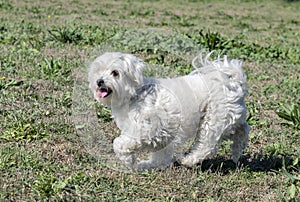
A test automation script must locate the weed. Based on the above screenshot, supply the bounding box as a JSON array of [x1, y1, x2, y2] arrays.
[[196, 29, 238, 52], [277, 158, 300, 201], [48, 26, 83, 44], [171, 15, 195, 27], [0, 79, 23, 90], [95, 103, 113, 122], [276, 103, 300, 129], [0, 122, 50, 142], [190, 29, 300, 63], [48, 25, 118, 45], [40, 58, 65, 78], [265, 142, 287, 156], [0, 0, 12, 10], [246, 102, 268, 126], [129, 9, 155, 17]]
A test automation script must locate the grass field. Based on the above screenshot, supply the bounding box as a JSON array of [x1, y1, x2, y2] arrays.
[[1, 0, 300, 201]]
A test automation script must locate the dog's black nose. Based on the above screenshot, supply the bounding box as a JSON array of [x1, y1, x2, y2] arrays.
[[96, 79, 104, 87]]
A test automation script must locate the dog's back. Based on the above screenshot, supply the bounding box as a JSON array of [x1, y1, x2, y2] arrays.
[[190, 53, 247, 98]]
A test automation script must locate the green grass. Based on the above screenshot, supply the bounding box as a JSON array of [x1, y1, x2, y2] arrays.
[[1, 0, 300, 201]]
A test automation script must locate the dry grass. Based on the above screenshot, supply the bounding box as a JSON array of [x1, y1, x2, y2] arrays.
[[0, 0, 299, 201]]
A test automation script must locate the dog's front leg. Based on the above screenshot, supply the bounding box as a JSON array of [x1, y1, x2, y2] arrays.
[[113, 135, 141, 170]]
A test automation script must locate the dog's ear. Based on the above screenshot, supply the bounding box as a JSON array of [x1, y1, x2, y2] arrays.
[[120, 54, 145, 87]]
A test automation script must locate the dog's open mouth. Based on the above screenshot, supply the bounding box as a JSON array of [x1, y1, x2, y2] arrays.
[[97, 87, 112, 98]]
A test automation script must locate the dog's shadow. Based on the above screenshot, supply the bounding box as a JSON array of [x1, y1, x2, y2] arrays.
[[174, 153, 296, 174]]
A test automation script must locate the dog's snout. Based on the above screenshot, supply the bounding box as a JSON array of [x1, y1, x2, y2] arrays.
[[96, 79, 104, 87]]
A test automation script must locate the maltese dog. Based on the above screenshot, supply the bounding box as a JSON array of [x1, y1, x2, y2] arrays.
[[88, 51, 249, 171]]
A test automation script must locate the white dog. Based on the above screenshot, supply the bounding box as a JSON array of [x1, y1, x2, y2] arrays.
[[88, 51, 249, 171]]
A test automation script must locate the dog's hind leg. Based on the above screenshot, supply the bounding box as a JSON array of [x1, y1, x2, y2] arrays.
[[180, 131, 221, 167], [180, 109, 226, 167], [138, 143, 174, 171], [231, 122, 249, 163]]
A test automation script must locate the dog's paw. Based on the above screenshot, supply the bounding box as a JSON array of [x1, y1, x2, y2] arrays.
[[137, 160, 172, 171], [179, 155, 200, 167], [137, 160, 156, 171]]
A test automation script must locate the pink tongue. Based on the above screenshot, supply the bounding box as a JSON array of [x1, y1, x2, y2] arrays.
[[97, 90, 108, 98]]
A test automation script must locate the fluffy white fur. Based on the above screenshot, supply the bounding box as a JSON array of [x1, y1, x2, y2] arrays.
[[88, 51, 249, 171]]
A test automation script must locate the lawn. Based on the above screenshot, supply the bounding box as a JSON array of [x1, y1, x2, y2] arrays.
[[0, 0, 300, 201]]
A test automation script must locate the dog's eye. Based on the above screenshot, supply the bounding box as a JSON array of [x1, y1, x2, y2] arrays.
[[111, 70, 119, 77]]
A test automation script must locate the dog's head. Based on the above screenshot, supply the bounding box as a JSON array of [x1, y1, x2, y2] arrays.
[[88, 52, 145, 106]]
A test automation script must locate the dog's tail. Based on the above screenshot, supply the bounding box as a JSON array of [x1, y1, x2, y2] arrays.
[[191, 51, 247, 97]]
